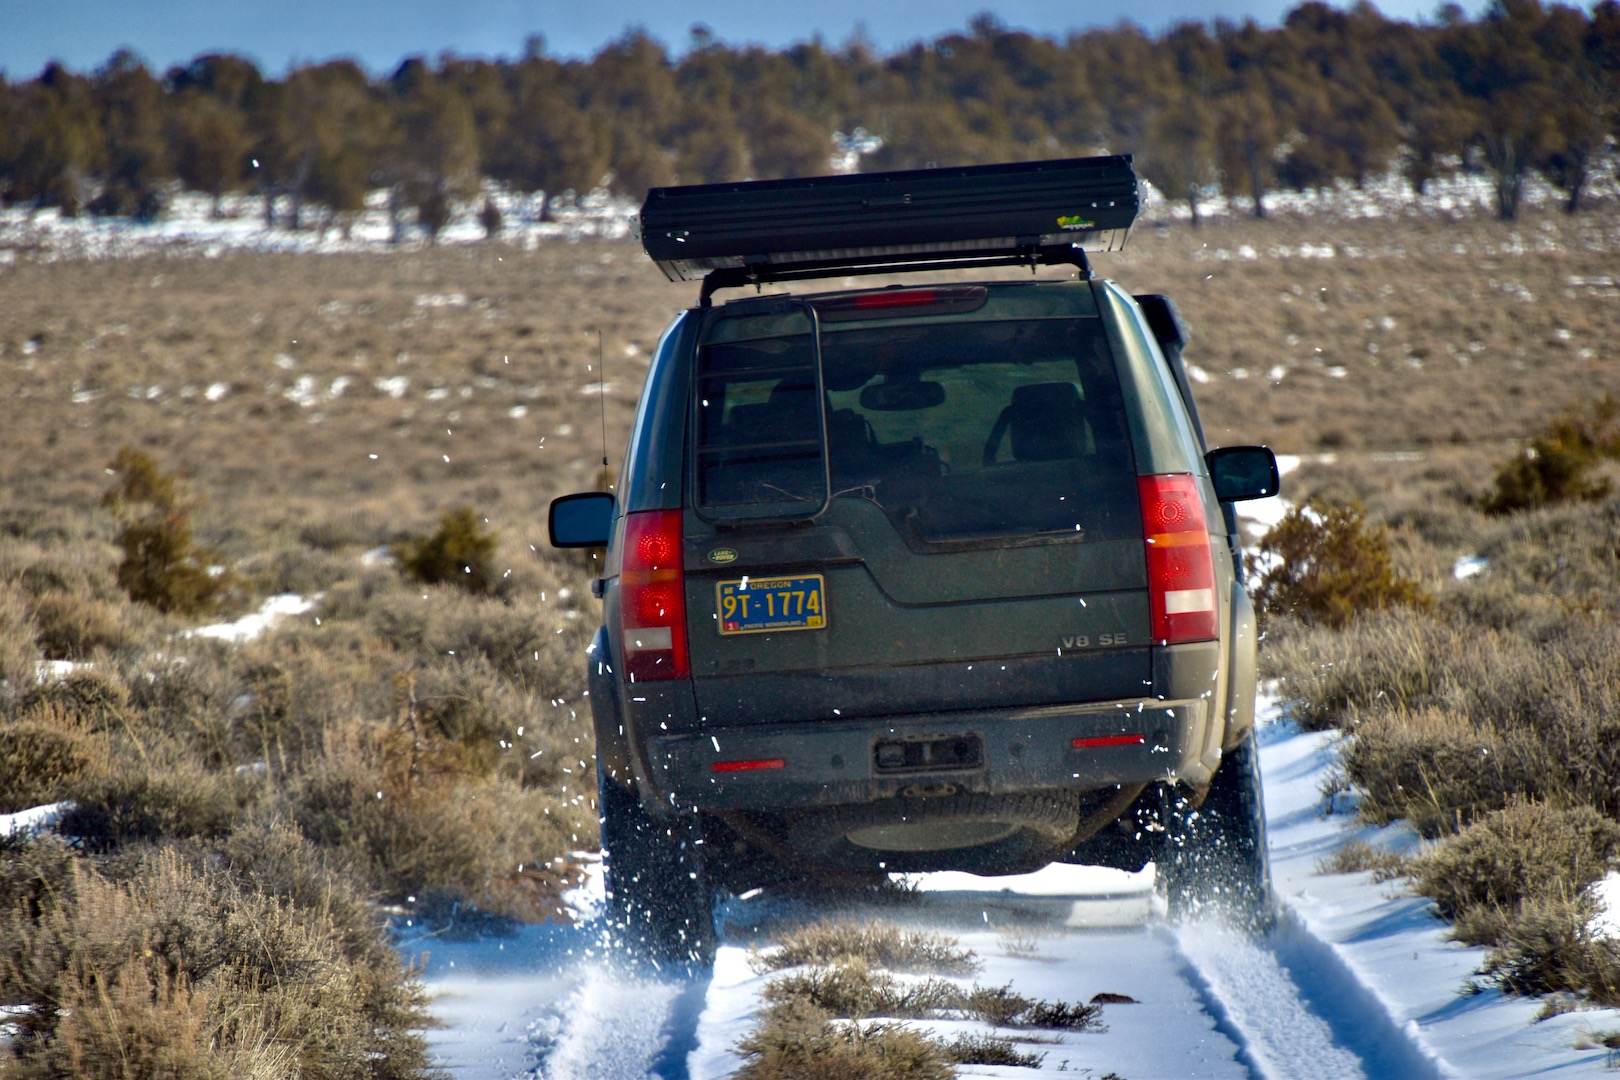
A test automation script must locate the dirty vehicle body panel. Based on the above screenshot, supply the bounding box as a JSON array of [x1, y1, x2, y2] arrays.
[[554, 156, 1277, 956]]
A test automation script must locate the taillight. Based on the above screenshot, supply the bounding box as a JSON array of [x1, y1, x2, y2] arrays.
[[619, 509, 689, 681], [1138, 474, 1218, 644]]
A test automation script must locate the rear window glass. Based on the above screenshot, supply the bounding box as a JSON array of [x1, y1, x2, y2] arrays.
[[693, 314, 1138, 543]]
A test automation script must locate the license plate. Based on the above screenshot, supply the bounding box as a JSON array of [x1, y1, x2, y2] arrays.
[[717, 575, 826, 635]]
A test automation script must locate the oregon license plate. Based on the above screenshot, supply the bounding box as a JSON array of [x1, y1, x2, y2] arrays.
[[717, 575, 826, 635]]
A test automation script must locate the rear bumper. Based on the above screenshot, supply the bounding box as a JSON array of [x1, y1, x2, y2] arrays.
[[645, 696, 1211, 812]]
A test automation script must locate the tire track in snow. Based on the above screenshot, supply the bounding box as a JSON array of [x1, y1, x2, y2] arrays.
[[1174, 913, 1446, 1080], [533, 964, 709, 1080]]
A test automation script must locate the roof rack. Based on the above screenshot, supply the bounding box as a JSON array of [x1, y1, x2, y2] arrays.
[[638, 155, 1139, 303], [696, 243, 1093, 306]]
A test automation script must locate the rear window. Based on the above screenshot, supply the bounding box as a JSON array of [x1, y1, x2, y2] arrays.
[[693, 309, 1138, 544]]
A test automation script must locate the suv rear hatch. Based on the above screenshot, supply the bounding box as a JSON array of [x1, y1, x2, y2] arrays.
[[682, 282, 1154, 726]]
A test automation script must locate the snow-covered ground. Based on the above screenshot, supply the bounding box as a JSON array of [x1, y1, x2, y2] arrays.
[[0, 182, 637, 264]]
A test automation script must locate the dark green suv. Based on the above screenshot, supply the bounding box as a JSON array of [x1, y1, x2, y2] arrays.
[[550, 156, 1280, 961]]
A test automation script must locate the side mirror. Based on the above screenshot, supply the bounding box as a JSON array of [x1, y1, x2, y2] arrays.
[[549, 491, 615, 548], [1207, 446, 1280, 503]]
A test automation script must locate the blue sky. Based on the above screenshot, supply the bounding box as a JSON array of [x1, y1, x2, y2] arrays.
[[1, 0, 1487, 80]]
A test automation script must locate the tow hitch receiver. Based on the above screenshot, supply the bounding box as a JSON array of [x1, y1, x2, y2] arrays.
[[874, 733, 984, 774]]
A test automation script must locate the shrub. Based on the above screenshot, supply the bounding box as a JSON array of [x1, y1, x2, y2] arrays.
[[0, 843, 435, 1078], [1477, 893, 1620, 1005], [0, 718, 102, 812], [288, 715, 591, 913], [213, 817, 396, 978], [0, 577, 42, 689], [17, 667, 135, 731], [1260, 611, 1453, 731], [102, 446, 231, 616], [1317, 839, 1407, 881], [741, 945, 1098, 1080], [1340, 707, 1548, 837], [1412, 799, 1620, 930], [60, 755, 250, 850], [958, 983, 1102, 1030], [392, 506, 499, 595], [28, 589, 128, 659], [750, 921, 981, 976], [1483, 396, 1620, 515], [1249, 499, 1431, 629], [942, 1033, 1044, 1068], [762, 960, 962, 1020], [734, 999, 954, 1080]]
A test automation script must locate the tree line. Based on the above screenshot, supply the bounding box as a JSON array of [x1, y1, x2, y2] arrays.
[[1, 0, 1616, 232]]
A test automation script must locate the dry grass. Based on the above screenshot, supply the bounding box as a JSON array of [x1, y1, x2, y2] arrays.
[[1412, 799, 1620, 931], [750, 921, 982, 977], [737, 922, 1097, 1079], [1316, 839, 1408, 881], [0, 833, 434, 1079]]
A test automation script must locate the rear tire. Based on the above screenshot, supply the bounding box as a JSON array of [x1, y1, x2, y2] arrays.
[[1158, 729, 1274, 930], [597, 766, 717, 965]]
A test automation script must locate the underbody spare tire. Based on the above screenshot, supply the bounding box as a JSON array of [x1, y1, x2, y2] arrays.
[[785, 790, 1083, 875]]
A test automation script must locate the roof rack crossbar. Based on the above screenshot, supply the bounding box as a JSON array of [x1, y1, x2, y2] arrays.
[[699, 244, 1093, 307]]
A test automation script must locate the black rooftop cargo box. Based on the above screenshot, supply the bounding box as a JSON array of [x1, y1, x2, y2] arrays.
[[639, 155, 1140, 284]]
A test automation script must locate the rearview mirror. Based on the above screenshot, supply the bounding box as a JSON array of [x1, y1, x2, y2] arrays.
[[549, 491, 615, 548], [859, 379, 946, 411], [1207, 446, 1280, 503]]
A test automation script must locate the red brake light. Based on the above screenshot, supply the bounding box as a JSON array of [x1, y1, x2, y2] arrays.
[[619, 509, 689, 681], [1139, 474, 1218, 645], [854, 289, 938, 309], [814, 286, 988, 322]]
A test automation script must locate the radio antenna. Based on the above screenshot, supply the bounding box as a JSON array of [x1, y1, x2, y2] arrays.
[[598, 330, 610, 480]]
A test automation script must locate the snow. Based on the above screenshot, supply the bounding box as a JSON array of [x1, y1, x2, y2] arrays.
[[0, 183, 638, 262], [0, 802, 71, 838], [183, 592, 315, 642]]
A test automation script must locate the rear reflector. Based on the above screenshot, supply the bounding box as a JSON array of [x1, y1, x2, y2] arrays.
[[1139, 474, 1219, 644], [619, 509, 689, 681], [712, 758, 786, 773], [1072, 734, 1147, 749]]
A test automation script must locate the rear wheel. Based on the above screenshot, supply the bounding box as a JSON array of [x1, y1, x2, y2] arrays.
[[597, 766, 717, 965], [1158, 728, 1274, 930]]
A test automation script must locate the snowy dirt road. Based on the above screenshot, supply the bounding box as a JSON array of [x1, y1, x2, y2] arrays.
[[407, 857, 1431, 1080], [403, 712, 1620, 1079]]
